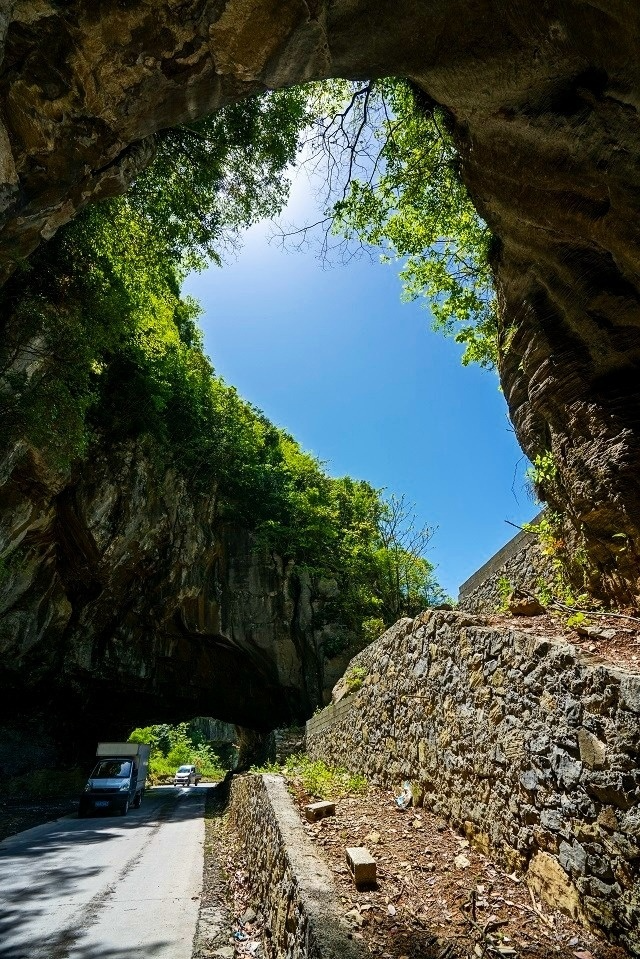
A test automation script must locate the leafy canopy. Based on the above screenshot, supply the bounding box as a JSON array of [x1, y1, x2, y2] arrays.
[[129, 90, 311, 270], [0, 85, 447, 652], [289, 79, 498, 369]]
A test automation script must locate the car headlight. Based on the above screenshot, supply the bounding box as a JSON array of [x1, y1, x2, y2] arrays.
[[119, 782, 129, 791]]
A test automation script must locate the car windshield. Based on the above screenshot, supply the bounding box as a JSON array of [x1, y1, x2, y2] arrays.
[[91, 760, 132, 779], [176, 766, 192, 773]]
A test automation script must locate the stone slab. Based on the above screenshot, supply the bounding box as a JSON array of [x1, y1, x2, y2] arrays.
[[305, 800, 336, 822], [346, 846, 376, 887]]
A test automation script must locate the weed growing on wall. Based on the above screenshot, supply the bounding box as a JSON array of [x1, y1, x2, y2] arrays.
[[524, 512, 592, 610], [344, 664, 368, 692], [497, 575, 513, 612], [252, 754, 368, 800]]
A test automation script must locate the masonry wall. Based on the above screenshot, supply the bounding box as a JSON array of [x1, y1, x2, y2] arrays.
[[458, 514, 548, 613], [228, 774, 365, 959], [306, 612, 640, 955]]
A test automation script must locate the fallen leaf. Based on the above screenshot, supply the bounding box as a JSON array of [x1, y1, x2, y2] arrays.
[[454, 854, 471, 869], [387, 904, 396, 916], [573, 952, 594, 959]]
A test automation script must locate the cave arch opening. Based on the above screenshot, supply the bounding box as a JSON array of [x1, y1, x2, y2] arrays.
[[3, 3, 640, 783]]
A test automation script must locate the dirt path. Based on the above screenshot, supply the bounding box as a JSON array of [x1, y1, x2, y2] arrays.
[[484, 610, 640, 672], [292, 785, 630, 959]]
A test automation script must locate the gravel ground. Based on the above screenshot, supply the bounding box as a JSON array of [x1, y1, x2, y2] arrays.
[[290, 782, 631, 959], [197, 774, 630, 959], [0, 797, 78, 842]]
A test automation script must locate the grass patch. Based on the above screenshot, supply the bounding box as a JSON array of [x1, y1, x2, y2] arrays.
[[252, 753, 368, 800]]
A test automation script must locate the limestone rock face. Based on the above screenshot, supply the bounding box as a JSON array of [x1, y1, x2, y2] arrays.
[[0, 436, 328, 762], [1, 3, 640, 598]]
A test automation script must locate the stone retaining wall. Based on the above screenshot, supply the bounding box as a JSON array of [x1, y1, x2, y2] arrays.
[[458, 514, 548, 613], [228, 774, 365, 959], [306, 612, 640, 955]]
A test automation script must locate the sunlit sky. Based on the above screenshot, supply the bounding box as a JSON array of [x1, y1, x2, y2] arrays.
[[184, 176, 536, 598]]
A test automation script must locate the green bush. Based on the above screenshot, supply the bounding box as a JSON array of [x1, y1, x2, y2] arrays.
[[128, 723, 231, 783], [267, 753, 368, 799]]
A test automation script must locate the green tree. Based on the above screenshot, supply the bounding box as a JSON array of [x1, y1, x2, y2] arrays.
[[128, 723, 229, 781], [373, 493, 449, 622], [125, 89, 311, 270], [0, 84, 449, 656], [284, 79, 497, 369]]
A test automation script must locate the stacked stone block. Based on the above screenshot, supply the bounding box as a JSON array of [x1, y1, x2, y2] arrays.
[[228, 774, 364, 959], [306, 612, 640, 955], [457, 515, 548, 613]]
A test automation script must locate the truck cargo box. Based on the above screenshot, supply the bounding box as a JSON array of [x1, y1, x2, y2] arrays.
[[96, 742, 150, 758]]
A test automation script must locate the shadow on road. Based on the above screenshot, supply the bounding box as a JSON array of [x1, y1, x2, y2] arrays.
[[0, 784, 217, 959], [0, 936, 172, 959]]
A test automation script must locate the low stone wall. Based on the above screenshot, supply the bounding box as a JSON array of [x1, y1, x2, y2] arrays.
[[458, 513, 548, 613], [228, 774, 364, 959], [306, 612, 640, 955]]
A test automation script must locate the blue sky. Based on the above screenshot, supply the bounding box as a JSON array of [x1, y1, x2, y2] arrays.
[[183, 183, 536, 599]]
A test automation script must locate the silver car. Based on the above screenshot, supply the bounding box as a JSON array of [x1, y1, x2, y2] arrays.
[[173, 764, 201, 786]]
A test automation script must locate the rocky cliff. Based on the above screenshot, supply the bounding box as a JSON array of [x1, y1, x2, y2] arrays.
[[0, 434, 333, 768], [1, 2, 640, 599]]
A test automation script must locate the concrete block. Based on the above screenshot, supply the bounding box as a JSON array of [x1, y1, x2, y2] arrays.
[[346, 846, 376, 887], [304, 800, 335, 822]]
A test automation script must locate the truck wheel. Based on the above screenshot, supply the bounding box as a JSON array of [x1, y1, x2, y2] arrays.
[[120, 799, 129, 816], [78, 803, 90, 818], [133, 792, 141, 809]]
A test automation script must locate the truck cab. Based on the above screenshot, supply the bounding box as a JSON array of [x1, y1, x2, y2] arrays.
[[79, 743, 150, 817]]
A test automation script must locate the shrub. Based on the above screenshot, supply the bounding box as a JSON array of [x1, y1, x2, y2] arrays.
[[281, 754, 368, 799], [128, 722, 231, 783]]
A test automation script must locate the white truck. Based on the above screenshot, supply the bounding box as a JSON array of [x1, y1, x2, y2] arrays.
[[79, 742, 151, 817]]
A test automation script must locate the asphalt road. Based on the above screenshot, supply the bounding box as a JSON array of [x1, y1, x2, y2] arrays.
[[0, 784, 214, 959]]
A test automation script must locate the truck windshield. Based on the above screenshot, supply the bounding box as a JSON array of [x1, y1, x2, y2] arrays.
[[91, 760, 132, 779], [177, 766, 192, 773]]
